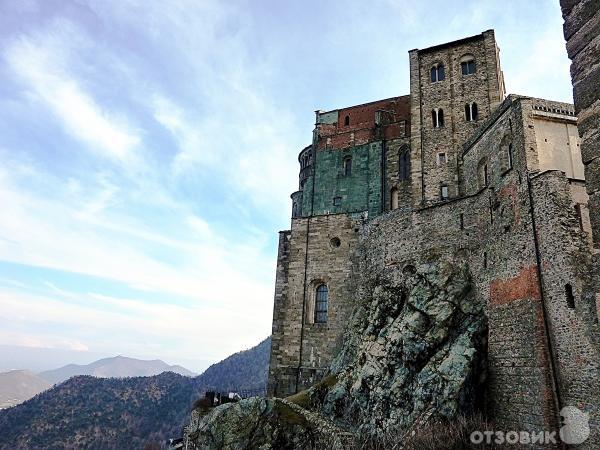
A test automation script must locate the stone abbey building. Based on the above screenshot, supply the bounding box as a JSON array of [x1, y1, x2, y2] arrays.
[[267, 30, 599, 439]]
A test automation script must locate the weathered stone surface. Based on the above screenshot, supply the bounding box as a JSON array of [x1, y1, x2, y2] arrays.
[[186, 397, 348, 450], [565, 10, 600, 59], [262, 26, 600, 449], [321, 260, 486, 434], [563, 0, 600, 39], [573, 64, 600, 113]]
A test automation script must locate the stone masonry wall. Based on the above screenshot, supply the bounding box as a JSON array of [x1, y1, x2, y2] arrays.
[[559, 6, 600, 446], [267, 214, 360, 397], [531, 171, 600, 447], [409, 30, 505, 205], [359, 134, 558, 436], [561, 0, 600, 248]]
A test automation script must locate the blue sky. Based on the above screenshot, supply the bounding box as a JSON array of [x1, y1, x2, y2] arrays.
[[0, 0, 571, 372]]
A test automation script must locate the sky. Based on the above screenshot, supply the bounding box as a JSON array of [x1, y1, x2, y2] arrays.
[[0, 0, 572, 373]]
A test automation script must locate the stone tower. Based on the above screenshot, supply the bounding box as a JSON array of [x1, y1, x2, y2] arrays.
[[409, 30, 505, 204]]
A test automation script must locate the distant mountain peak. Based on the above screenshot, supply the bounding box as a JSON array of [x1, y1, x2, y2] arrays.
[[38, 355, 197, 384], [0, 337, 271, 449]]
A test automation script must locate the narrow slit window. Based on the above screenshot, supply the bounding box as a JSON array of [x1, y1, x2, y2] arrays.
[[399, 148, 411, 180], [343, 157, 352, 176], [483, 164, 489, 186], [574, 204, 584, 231], [391, 187, 399, 210], [440, 185, 449, 200], [565, 284, 575, 309], [508, 143, 514, 169]]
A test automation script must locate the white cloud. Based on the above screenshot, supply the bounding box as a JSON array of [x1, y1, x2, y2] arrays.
[[0, 161, 274, 360], [3, 29, 140, 162]]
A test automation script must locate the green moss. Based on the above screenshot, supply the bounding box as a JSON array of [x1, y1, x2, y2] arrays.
[[273, 401, 309, 427]]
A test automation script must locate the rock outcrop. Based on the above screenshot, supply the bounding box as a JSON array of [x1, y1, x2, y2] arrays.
[[321, 260, 486, 435], [187, 397, 349, 450], [185, 260, 487, 448]]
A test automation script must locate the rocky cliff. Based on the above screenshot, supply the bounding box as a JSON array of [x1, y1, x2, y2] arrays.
[[185, 260, 487, 449]]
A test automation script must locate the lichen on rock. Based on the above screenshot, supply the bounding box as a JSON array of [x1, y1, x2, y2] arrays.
[[187, 397, 349, 450], [322, 260, 487, 436]]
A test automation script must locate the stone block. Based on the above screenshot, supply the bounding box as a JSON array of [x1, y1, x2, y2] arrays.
[[565, 9, 600, 58], [563, 0, 600, 39], [560, 0, 580, 16], [587, 191, 600, 245], [580, 122, 600, 164], [584, 157, 600, 194], [570, 33, 600, 84], [573, 63, 600, 113], [578, 106, 600, 138]]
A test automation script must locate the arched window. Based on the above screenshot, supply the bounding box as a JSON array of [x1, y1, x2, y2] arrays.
[[430, 63, 445, 82], [399, 147, 411, 180], [432, 109, 444, 128], [465, 102, 478, 121], [315, 284, 328, 323], [344, 115, 350, 126], [391, 187, 399, 210], [460, 55, 476, 75], [343, 157, 352, 176]]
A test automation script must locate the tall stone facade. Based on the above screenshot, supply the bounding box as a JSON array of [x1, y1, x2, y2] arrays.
[[268, 29, 599, 445], [409, 30, 505, 204]]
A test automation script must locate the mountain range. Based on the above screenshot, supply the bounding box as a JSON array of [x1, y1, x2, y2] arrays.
[[38, 355, 197, 384], [0, 337, 271, 449], [0, 355, 198, 409]]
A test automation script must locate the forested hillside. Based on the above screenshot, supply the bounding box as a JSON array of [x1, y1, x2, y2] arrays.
[[0, 337, 270, 449]]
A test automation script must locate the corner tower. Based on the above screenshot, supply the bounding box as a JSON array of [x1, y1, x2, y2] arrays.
[[409, 30, 505, 205]]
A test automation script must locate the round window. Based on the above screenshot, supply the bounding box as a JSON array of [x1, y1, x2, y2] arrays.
[[330, 237, 341, 248]]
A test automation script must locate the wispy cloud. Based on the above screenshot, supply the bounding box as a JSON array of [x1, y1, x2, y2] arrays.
[[4, 28, 140, 163]]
